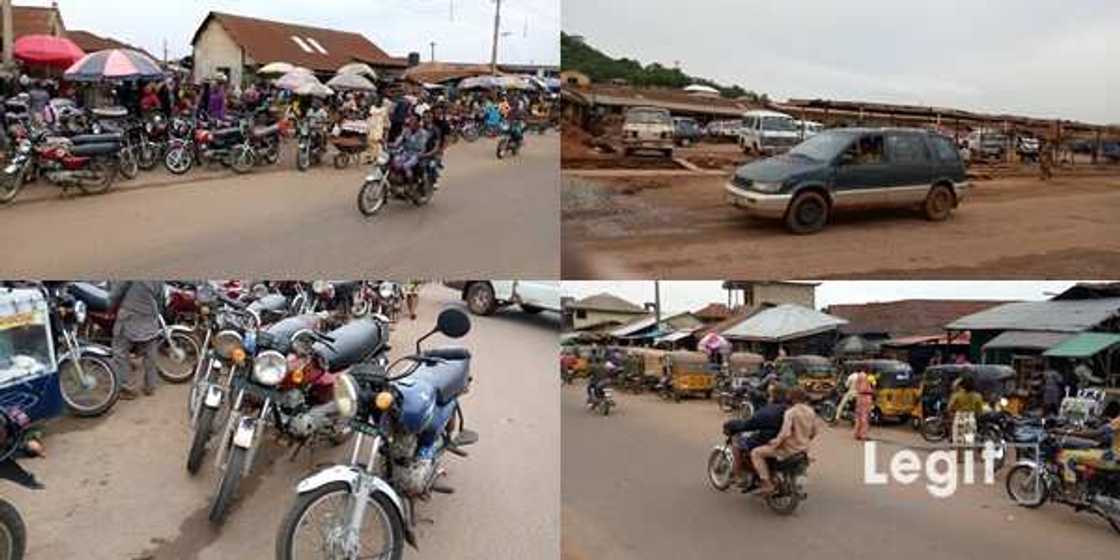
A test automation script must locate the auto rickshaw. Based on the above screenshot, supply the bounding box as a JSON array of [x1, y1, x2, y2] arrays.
[[728, 352, 765, 378], [844, 359, 920, 423], [663, 350, 716, 400], [777, 355, 839, 418], [0, 287, 64, 425], [919, 364, 1019, 421]]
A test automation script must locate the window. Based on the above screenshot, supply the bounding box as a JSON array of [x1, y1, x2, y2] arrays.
[[291, 36, 313, 53], [841, 134, 884, 164], [886, 133, 930, 163], [575, 310, 587, 319], [305, 37, 329, 55], [929, 135, 961, 162]]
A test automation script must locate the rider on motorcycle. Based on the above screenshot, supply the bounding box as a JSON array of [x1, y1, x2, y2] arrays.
[[423, 107, 451, 188], [389, 115, 431, 183], [723, 384, 787, 489], [751, 387, 819, 495], [586, 359, 617, 407]]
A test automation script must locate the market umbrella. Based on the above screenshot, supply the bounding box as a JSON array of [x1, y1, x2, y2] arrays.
[[326, 72, 376, 91], [337, 62, 378, 81], [12, 34, 85, 68], [293, 81, 334, 97], [258, 61, 294, 75], [64, 48, 163, 82], [273, 68, 321, 91], [458, 75, 498, 89]]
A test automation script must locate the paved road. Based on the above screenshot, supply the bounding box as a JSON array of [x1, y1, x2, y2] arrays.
[[13, 286, 560, 560], [561, 384, 1119, 560], [562, 172, 1120, 278], [1, 135, 559, 278]]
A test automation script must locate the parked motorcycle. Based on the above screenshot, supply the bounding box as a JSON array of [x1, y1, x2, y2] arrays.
[[275, 307, 475, 560], [357, 145, 437, 217], [249, 119, 282, 167], [207, 317, 386, 524], [164, 118, 254, 175], [295, 118, 327, 171], [45, 283, 120, 417], [0, 408, 43, 560], [0, 129, 120, 205], [1006, 421, 1120, 534], [707, 430, 810, 515], [719, 376, 769, 420]]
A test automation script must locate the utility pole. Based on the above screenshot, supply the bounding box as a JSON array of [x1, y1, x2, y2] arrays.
[[489, 0, 501, 75], [430, 41, 436, 62], [654, 281, 662, 327], [2, 0, 13, 70]]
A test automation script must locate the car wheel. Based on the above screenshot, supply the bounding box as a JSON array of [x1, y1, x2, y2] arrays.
[[465, 282, 497, 315], [784, 191, 829, 234], [923, 184, 954, 221]]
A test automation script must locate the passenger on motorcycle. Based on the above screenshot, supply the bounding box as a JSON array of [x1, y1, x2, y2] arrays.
[[724, 385, 787, 488], [389, 116, 431, 183], [751, 387, 819, 495]]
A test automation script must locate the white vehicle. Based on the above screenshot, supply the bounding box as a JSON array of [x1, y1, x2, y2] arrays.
[[793, 120, 824, 139], [738, 109, 801, 155], [447, 281, 561, 316], [621, 106, 674, 158]]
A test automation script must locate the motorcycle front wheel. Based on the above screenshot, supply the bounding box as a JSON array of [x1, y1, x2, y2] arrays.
[[496, 138, 507, 159], [165, 146, 193, 175], [296, 145, 310, 171], [0, 166, 27, 205], [58, 355, 119, 417], [186, 405, 217, 475], [815, 400, 837, 423], [117, 148, 139, 180], [276, 482, 404, 560], [1005, 464, 1047, 508], [155, 332, 201, 383], [209, 444, 247, 524], [707, 446, 734, 491], [357, 178, 387, 217], [920, 416, 948, 443], [0, 499, 26, 560], [137, 140, 159, 170], [231, 146, 255, 174]]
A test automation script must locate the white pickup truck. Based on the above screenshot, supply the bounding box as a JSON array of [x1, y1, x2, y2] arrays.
[[445, 281, 562, 316]]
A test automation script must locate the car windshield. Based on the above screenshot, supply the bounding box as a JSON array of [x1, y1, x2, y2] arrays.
[[761, 116, 796, 131], [627, 110, 670, 124], [785, 131, 853, 161]]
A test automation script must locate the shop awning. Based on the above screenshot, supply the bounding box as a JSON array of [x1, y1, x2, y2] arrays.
[[982, 330, 1072, 351], [1044, 332, 1120, 358]]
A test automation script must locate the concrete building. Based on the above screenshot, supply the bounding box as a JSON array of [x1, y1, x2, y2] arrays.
[[564, 293, 648, 332], [722, 281, 817, 312], [190, 11, 408, 86]]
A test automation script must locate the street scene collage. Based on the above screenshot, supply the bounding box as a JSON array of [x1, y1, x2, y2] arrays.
[[0, 1, 1117, 559]]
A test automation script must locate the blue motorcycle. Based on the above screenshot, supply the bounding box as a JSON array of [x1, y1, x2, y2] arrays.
[[275, 307, 476, 560]]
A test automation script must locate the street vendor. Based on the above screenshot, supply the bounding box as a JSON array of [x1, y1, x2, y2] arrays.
[[365, 97, 389, 163]]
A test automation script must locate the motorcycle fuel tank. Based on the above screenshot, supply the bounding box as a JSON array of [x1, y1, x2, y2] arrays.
[[395, 378, 438, 434]]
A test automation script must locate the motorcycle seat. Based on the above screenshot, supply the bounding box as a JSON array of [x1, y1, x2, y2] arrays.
[[413, 357, 471, 405], [212, 127, 242, 139], [771, 451, 809, 470], [248, 293, 289, 315], [68, 282, 111, 312], [68, 142, 120, 157], [257, 313, 319, 352], [314, 319, 384, 372], [425, 348, 471, 361], [1060, 436, 1102, 450], [69, 133, 122, 145], [251, 124, 279, 138]]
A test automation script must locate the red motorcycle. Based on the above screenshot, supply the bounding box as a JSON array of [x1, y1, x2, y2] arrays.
[[0, 129, 122, 205]]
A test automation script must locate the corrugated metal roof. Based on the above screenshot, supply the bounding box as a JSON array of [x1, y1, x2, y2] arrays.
[[946, 299, 1120, 333], [654, 329, 696, 345], [569, 293, 646, 314], [1044, 333, 1120, 358], [722, 304, 847, 342], [982, 330, 1072, 351]]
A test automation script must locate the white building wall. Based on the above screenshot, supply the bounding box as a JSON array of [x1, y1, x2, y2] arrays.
[[192, 21, 244, 85]]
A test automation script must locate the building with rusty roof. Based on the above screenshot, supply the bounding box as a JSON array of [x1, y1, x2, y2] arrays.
[[65, 30, 153, 60], [0, 2, 65, 62], [190, 11, 408, 86], [564, 292, 649, 332]]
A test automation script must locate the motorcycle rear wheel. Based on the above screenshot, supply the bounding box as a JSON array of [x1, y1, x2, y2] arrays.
[[231, 147, 255, 174], [165, 147, 193, 175], [275, 482, 403, 560], [496, 138, 507, 159], [411, 174, 434, 206], [920, 416, 948, 443], [78, 159, 115, 195], [155, 332, 201, 383], [765, 475, 801, 515], [58, 356, 119, 417], [0, 499, 26, 560]]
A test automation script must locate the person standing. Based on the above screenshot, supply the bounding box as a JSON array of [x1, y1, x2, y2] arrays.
[[948, 375, 985, 459], [365, 97, 389, 163], [853, 369, 875, 440], [1039, 139, 1053, 181], [836, 369, 861, 423], [109, 281, 166, 399], [1042, 368, 1065, 416], [403, 280, 421, 320]]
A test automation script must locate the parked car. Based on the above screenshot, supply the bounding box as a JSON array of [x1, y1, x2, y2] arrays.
[[967, 129, 1007, 161], [739, 110, 801, 155], [672, 117, 703, 147], [706, 119, 740, 140], [793, 120, 824, 140], [1102, 142, 1120, 163], [1016, 136, 1040, 163], [724, 127, 970, 234], [621, 106, 674, 158], [445, 281, 561, 316]]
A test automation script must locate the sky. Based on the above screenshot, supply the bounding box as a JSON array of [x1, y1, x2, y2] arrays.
[[561, 281, 1089, 315], [563, 0, 1117, 124], [43, 0, 558, 64]]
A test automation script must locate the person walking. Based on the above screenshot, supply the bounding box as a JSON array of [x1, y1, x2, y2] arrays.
[[1039, 139, 1053, 181], [1042, 368, 1065, 416], [853, 369, 875, 440], [109, 281, 166, 399], [836, 369, 861, 424]]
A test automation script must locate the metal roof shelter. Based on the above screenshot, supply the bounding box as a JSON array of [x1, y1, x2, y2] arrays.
[[722, 304, 848, 342], [1044, 333, 1120, 358], [946, 299, 1120, 333], [982, 331, 1073, 351]]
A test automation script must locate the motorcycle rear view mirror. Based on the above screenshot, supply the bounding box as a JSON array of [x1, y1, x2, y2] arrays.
[[415, 306, 471, 353]]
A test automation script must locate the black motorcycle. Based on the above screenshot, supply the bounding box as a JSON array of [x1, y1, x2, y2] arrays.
[[0, 408, 43, 560], [295, 118, 326, 171], [707, 430, 810, 515], [719, 376, 769, 419]]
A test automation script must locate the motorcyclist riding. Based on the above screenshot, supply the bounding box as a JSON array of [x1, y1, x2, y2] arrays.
[[723, 385, 787, 489], [389, 115, 430, 183]]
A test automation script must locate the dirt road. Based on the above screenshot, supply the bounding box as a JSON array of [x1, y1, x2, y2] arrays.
[[12, 286, 560, 560], [561, 385, 1119, 560], [0, 135, 559, 278], [562, 172, 1120, 278]]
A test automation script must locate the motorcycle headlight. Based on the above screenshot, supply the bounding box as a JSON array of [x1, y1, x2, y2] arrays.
[[251, 283, 269, 300], [333, 373, 359, 418], [376, 151, 390, 165], [252, 350, 288, 386], [999, 397, 1009, 409], [378, 282, 396, 299], [73, 300, 87, 324], [213, 329, 244, 361]]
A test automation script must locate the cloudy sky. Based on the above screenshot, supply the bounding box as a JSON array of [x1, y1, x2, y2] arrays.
[[563, 0, 1116, 123], [48, 0, 558, 64], [562, 281, 1085, 315]]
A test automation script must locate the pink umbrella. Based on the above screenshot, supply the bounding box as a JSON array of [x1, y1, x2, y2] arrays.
[[12, 34, 85, 68]]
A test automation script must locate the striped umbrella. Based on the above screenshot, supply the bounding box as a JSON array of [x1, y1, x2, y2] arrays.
[[64, 48, 164, 82]]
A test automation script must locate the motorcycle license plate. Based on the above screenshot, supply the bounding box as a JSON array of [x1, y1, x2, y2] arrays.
[[233, 417, 256, 448], [204, 385, 223, 408]]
